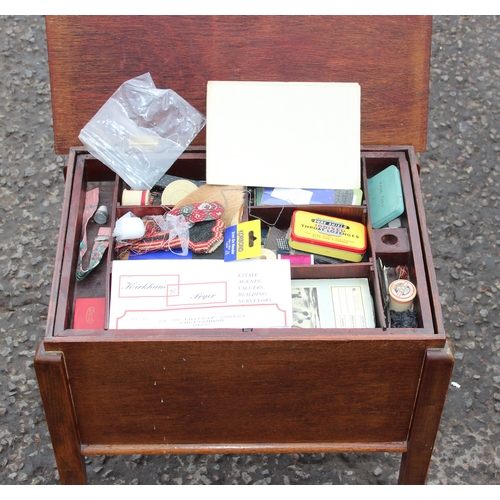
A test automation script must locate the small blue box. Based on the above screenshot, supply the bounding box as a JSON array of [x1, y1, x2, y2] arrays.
[[367, 165, 405, 229]]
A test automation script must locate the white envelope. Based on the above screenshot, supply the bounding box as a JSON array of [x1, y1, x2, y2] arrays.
[[206, 81, 361, 190], [109, 259, 293, 330]]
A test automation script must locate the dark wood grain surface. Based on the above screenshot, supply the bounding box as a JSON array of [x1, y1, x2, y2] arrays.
[[44, 335, 443, 447], [46, 16, 431, 154], [34, 343, 87, 484]]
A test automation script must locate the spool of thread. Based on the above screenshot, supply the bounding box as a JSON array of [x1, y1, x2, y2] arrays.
[[122, 189, 151, 206], [252, 249, 277, 260], [259, 248, 277, 260], [389, 279, 417, 312]]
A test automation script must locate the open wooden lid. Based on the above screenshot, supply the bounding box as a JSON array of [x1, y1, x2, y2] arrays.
[[46, 15, 431, 155]]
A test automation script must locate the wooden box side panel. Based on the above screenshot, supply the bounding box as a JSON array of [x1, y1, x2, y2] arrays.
[[45, 15, 431, 154], [407, 148, 446, 335], [44, 338, 437, 447]]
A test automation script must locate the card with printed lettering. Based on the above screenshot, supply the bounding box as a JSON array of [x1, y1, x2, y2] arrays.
[[223, 219, 262, 261], [109, 259, 292, 329]]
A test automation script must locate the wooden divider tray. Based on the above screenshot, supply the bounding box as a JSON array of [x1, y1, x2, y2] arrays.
[[55, 146, 438, 337]]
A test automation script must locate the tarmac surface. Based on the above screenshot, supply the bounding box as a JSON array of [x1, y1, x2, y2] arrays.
[[0, 15, 499, 485]]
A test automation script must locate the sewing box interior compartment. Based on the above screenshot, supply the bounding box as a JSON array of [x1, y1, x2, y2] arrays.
[[56, 145, 438, 338]]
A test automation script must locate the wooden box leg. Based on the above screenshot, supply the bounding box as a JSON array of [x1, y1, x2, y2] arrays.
[[34, 342, 87, 485], [398, 341, 454, 484]]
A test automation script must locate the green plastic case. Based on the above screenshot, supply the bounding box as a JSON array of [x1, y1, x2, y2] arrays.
[[367, 165, 405, 229]]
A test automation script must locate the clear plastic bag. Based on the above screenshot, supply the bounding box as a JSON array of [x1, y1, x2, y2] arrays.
[[79, 73, 206, 190]]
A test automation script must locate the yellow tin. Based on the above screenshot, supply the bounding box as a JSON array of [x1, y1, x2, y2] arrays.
[[289, 210, 367, 262]]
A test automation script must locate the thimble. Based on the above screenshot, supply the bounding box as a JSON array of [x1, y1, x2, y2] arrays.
[[94, 205, 109, 224]]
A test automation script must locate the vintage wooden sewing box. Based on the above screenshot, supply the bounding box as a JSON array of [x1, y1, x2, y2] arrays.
[[35, 16, 454, 484]]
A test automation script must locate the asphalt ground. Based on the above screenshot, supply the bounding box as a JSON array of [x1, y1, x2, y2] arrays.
[[0, 15, 499, 486]]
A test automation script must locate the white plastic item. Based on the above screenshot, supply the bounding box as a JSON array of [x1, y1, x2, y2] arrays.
[[79, 73, 206, 190], [113, 212, 146, 241]]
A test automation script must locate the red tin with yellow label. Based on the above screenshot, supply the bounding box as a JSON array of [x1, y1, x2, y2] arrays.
[[289, 210, 367, 262]]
